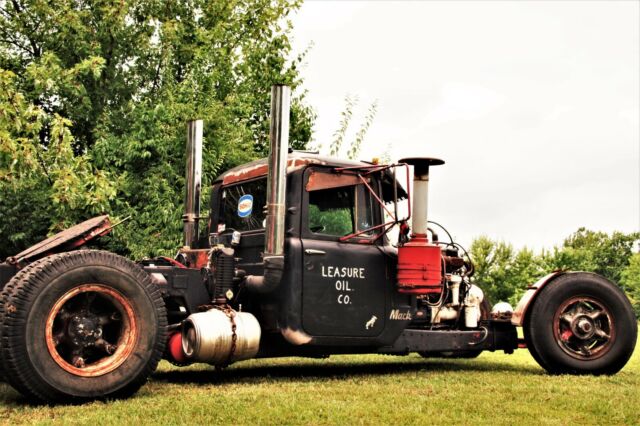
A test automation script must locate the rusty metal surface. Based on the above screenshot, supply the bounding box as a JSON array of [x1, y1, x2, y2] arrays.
[[552, 296, 614, 360], [306, 171, 364, 192], [179, 248, 210, 269], [218, 153, 370, 186], [7, 215, 112, 266], [44, 284, 137, 377], [511, 271, 565, 326]]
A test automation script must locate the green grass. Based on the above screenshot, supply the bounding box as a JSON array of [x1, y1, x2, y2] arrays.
[[1, 342, 639, 425]]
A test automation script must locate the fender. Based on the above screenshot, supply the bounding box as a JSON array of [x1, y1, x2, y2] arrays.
[[1, 215, 112, 289], [511, 271, 565, 326]]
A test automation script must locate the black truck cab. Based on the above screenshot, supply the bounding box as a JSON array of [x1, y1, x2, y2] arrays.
[[209, 153, 413, 353]]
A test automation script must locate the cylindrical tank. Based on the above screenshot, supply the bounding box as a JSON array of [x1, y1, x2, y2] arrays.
[[181, 308, 261, 365]]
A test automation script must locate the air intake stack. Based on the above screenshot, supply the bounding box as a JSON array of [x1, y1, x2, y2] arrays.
[[396, 157, 445, 294]]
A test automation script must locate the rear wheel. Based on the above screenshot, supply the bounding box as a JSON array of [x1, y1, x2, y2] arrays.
[[0, 250, 167, 402], [524, 272, 637, 375]]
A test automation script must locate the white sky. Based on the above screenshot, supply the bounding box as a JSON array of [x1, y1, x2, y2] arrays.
[[290, 0, 640, 250]]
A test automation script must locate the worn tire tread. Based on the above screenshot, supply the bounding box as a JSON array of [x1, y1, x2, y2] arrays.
[[525, 272, 637, 375], [0, 250, 167, 403]]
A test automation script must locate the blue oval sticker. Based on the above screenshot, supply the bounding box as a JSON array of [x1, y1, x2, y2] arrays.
[[237, 194, 253, 218]]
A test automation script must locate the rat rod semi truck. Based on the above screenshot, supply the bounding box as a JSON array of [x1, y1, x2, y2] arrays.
[[0, 86, 636, 403]]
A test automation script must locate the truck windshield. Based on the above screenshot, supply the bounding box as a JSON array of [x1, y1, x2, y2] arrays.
[[219, 178, 267, 232]]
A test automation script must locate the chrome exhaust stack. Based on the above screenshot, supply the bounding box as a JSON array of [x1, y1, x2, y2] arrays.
[[264, 85, 290, 257], [245, 85, 290, 293], [183, 119, 203, 248]]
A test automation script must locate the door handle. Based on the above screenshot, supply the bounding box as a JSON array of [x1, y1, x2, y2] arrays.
[[305, 249, 326, 255]]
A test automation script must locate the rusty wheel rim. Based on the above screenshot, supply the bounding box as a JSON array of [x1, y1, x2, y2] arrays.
[[553, 296, 615, 360], [45, 284, 138, 377]]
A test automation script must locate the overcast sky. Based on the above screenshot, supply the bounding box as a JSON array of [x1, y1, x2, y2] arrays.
[[290, 0, 640, 250]]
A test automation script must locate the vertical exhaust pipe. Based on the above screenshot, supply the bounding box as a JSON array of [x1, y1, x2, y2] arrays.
[[399, 157, 444, 238], [265, 85, 291, 256], [245, 85, 290, 293], [183, 119, 203, 248]]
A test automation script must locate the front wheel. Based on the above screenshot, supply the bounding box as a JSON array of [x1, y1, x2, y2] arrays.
[[524, 272, 637, 375], [0, 250, 167, 402]]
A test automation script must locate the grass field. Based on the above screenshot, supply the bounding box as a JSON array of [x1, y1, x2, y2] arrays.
[[1, 339, 638, 425]]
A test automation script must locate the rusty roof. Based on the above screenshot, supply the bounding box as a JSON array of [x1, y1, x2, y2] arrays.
[[216, 152, 373, 185]]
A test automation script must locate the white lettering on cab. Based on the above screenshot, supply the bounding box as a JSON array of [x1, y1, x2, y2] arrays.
[[319, 265, 366, 306], [321, 266, 365, 279]]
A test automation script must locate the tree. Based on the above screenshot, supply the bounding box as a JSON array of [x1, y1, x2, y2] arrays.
[[318, 94, 378, 161], [470, 236, 518, 304], [0, 69, 116, 257], [547, 227, 639, 284], [0, 0, 314, 259], [469, 229, 639, 314], [620, 253, 640, 316]]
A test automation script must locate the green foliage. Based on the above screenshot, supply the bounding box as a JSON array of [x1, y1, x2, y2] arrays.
[[308, 204, 352, 236], [620, 254, 640, 317], [329, 95, 356, 157], [323, 95, 378, 160], [470, 236, 545, 305], [548, 227, 639, 284], [0, 69, 116, 256], [347, 100, 378, 160], [470, 229, 640, 315], [0, 0, 314, 259]]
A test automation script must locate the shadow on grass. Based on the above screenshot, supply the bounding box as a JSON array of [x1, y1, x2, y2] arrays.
[[0, 360, 543, 406], [152, 358, 544, 386], [0, 383, 48, 407]]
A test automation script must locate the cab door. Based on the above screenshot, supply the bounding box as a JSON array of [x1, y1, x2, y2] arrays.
[[300, 167, 388, 338]]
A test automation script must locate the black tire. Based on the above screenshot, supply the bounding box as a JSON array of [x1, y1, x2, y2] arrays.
[[0, 260, 44, 385], [524, 272, 637, 375], [523, 310, 551, 372], [0, 250, 167, 403]]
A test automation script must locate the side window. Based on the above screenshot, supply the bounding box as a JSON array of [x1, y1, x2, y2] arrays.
[[307, 180, 377, 238], [218, 179, 267, 232]]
